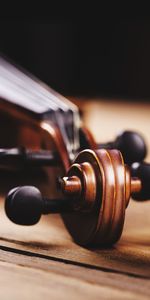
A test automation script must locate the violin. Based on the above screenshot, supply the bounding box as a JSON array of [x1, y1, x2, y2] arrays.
[[0, 56, 149, 247]]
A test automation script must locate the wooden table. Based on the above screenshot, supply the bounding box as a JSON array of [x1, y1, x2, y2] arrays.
[[0, 98, 150, 299]]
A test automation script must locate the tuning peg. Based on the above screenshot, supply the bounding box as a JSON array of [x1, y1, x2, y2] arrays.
[[5, 149, 149, 246], [5, 186, 73, 225], [98, 131, 147, 164], [131, 162, 150, 201], [5, 186, 43, 225], [80, 129, 147, 164]]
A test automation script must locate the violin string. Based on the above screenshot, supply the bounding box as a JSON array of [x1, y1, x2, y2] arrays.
[[0, 57, 81, 158], [0, 61, 74, 158]]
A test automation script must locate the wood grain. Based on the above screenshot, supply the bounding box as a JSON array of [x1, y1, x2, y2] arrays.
[[0, 248, 150, 300], [0, 202, 149, 278]]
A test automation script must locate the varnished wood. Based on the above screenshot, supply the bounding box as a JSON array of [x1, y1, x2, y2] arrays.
[[131, 178, 142, 193], [62, 148, 126, 246], [0, 101, 70, 171], [60, 148, 146, 246]]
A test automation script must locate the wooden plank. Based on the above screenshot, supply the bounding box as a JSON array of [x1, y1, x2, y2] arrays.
[[0, 248, 150, 300], [0, 99, 150, 279], [0, 201, 149, 278]]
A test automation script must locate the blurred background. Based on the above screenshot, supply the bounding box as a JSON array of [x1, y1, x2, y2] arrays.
[[1, 20, 150, 99]]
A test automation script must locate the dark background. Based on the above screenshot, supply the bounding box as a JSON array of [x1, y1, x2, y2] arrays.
[[1, 21, 150, 99]]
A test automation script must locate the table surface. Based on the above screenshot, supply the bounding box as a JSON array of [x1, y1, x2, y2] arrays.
[[0, 98, 150, 299]]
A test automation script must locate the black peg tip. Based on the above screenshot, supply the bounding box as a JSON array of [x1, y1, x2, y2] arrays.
[[115, 131, 147, 164], [5, 186, 43, 225], [131, 162, 150, 201]]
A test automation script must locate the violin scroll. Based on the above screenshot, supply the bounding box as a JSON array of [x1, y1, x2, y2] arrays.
[[5, 149, 150, 246]]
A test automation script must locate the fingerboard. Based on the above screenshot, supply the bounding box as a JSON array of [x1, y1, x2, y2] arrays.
[[0, 57, 81, 160]]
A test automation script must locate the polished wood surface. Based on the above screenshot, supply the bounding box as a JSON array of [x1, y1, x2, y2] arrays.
[[0, 98, 150, 299]]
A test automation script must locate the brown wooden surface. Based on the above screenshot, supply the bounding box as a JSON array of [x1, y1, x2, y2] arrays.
[[0, 98, 150, 299]]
